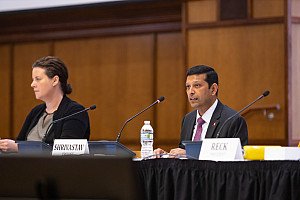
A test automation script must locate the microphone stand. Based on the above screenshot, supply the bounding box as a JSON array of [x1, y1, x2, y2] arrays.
[[216, 91, 270, 138], [42, 105, 96, 143], [116, 97, 165, 142]]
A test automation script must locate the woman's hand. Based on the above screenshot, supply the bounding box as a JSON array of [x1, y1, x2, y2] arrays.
[[0, 139, 18, 152]]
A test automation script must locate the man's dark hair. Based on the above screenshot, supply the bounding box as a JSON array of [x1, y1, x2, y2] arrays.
[[32, 56, 72, 95], [186, 65, 218, 89]]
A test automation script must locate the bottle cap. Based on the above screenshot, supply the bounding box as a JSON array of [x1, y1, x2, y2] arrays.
[[144, 121, 150, 125]]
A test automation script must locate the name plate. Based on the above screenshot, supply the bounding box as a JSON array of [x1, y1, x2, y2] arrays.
[[199, 138, 244, 161], [52, 139, 89, 156]]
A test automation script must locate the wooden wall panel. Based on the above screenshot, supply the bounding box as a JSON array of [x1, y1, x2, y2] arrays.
[[0, 1, 295, 151], [54, 35, 154, 149], [253, 0, 284, 18], [292, 0, 300, 17], [12, 42, 51, 138], [188, 24, 285, 144], [291, 24, 300, 141], [155, 32, 185, 151], [0, 45, 11, 138], [187, 0, 217, 23]]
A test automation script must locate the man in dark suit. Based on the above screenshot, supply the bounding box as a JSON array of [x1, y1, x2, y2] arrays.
[[154, 65, 248, 157]]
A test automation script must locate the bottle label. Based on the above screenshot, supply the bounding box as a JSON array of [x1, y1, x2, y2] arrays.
[[141, 133, 153, 141]]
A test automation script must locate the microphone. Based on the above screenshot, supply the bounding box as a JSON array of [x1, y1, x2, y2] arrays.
[[116, 96, 165, 142], [216, 91, 270, 138], [42, 105, 96, 142]]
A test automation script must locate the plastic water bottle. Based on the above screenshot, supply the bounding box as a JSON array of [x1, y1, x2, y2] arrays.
[[140, 121, 153, 159]]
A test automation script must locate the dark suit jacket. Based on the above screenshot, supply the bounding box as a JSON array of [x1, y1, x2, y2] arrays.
[[16, 95, 90, 144], [179, 100, 248, 148]]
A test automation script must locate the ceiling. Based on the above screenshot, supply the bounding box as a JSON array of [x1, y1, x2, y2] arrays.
[[0, 0, 124, 12]]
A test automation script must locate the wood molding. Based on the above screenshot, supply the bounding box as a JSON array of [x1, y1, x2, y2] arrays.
[[0, 0, 181, 43], [0, 1, 287, 43], [9, 45, 14, 139], [247, 0, 252, 19], [186, 17, 284, 29], [241, 104, 281, 116], [292, 17, 300, 24], [286, 0, 292, 146], [217, 0, 221, 21], [0, 22, 181, 44]]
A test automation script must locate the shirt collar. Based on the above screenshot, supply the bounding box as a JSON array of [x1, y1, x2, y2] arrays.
[[196, 99, 218, 124]]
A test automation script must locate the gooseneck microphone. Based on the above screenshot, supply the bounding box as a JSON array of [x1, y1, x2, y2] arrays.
[[116, 96, 165, 142], [42, 105, 96, 142], [216, 91, 270, 138]]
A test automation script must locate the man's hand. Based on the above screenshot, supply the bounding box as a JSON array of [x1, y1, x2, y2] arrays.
[[169, 148, 186, 158], [153, 148, 168, 158]]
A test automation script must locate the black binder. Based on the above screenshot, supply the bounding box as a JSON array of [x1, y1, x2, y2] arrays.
[[182, 140, 203, 159], [88, 141, 136, 157]]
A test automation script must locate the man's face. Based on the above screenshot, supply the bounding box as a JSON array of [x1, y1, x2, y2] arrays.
[[186, 74, 217, 112]]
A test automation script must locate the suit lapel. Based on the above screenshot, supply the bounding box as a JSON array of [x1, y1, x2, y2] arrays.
[[186, 110, 197, 141], [206, 101, 223, 138]]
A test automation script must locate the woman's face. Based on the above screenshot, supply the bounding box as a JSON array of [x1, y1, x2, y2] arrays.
[[31, 67, 56, 102]]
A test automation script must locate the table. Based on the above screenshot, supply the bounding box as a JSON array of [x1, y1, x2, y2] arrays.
[[0, 155, 143, 200], [135, 159, 300, 200]]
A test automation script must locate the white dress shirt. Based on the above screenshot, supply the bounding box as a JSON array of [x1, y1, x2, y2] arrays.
[[192, 99, 218, 141]]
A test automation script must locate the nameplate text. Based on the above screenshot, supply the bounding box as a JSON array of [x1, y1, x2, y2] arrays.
[[199, 138, 244, 161], [52, 139, 89, 156]]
